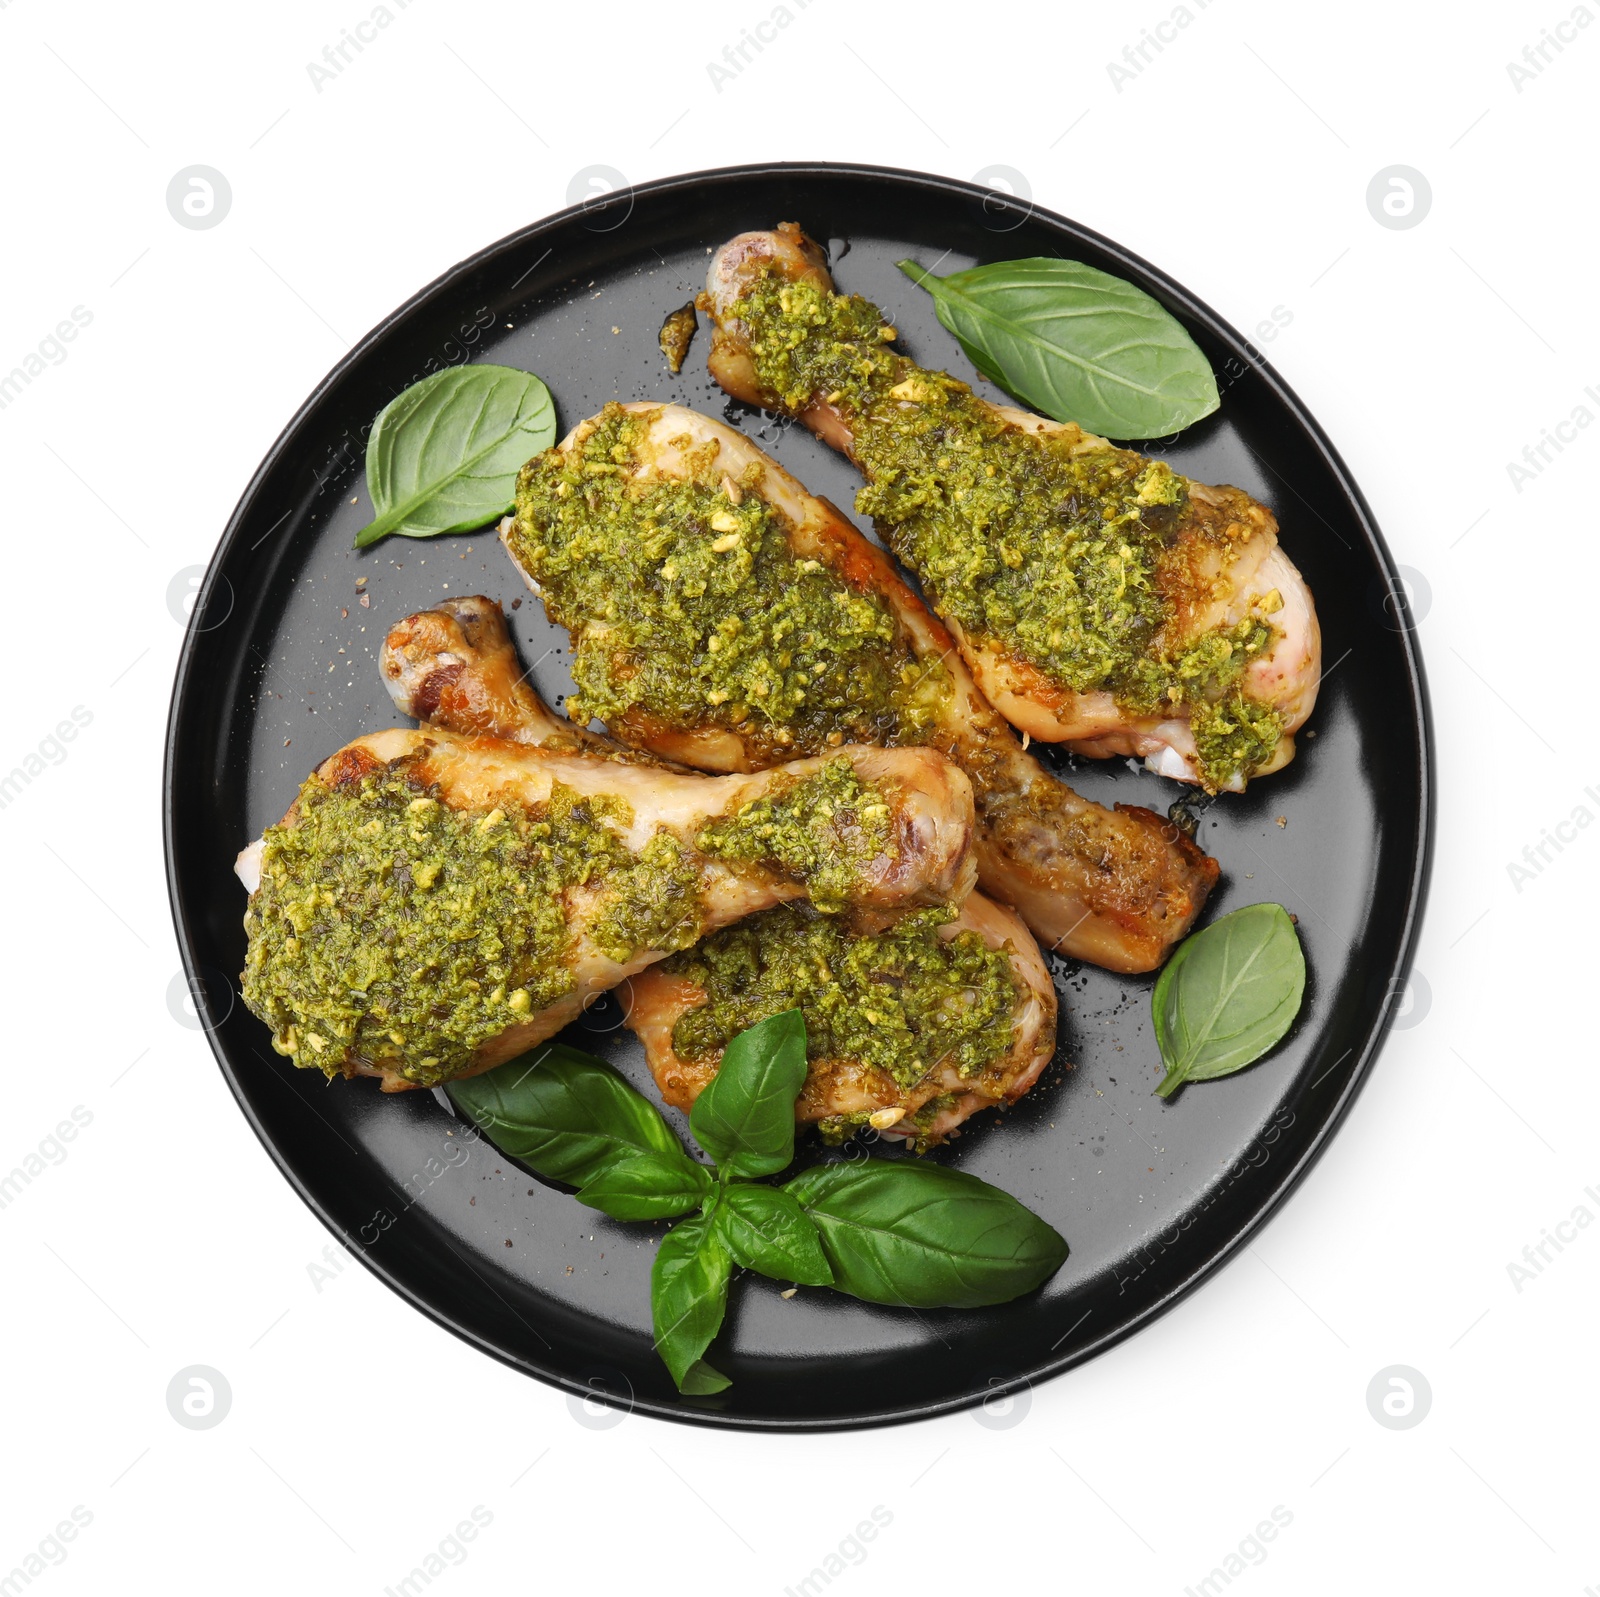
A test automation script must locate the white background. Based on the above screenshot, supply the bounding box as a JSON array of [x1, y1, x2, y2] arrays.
[[1, 0, 1595, 1591]]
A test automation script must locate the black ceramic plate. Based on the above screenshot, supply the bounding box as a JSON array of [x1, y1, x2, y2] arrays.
[[165, 163, 1431, 1430]]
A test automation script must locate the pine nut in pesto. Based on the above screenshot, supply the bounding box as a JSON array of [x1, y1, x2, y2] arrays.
[[813, 1090, 961, 1149]]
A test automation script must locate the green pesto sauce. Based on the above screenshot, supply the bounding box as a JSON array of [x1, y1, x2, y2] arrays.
[[658, 301, 697, 374], [732, 273, 1286, 788], [666, 902, 1018, 1093], [509, 404, 949, 764], [694, 755, 893, 914], [241, 765, 700, 1089], [1146, 618, 1285, 788], [816, 1092, 959, 1152]]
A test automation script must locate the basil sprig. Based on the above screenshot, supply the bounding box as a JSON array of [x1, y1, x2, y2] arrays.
[[1152, 903, 1306, 1099], [353, 364, 556, 548], [897, 256, 1219, 440], [448, 1013, 1068, 1395]]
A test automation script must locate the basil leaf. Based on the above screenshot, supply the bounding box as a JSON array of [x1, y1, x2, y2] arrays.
[[783, 1160, 1067, 1309], [651, 1209, 732, 1394], [354, 364, 556, 548], [446, 1044, 687, 1189], [676, 1361, 728, 1396], [687, 1009, 808, 1180], [897, 257, 1219, 440], [716, 1183, 833, 1287], [576, 1152, 712, 1222], [1152, 902, 1305, 1099]]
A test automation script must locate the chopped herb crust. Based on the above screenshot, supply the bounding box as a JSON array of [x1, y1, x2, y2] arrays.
[[509, 405, 949, 763], [242, 765, 701, 1088], [241, 755, 907, 1087], [695, 755, 894, 913], [731, 272, 1287, 788], [666, 902, 1019, 1092]]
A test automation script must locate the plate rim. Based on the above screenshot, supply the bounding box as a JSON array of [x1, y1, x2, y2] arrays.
[[163, 159, 1434, 1431]]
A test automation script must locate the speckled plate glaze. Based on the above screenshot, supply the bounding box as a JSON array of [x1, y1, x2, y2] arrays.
[[164, 163, 1432, 1430]]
